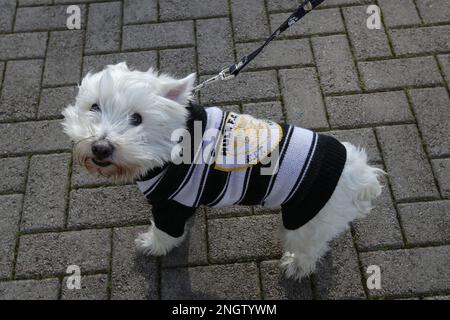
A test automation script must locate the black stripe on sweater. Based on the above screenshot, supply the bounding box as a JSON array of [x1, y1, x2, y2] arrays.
[[207, 172, 232, 206], [234, 166, 252, 205], [281, 134, 347, 230]]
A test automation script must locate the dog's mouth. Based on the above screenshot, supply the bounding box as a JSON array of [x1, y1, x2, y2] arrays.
[[92, 158, 112, 167]]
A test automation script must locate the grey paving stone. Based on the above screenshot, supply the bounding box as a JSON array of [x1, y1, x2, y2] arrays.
[[353, 170, 404, 251], [0, 157, 28, 194], [253, 206, 281, 215], [18, 0, 52, 5], [314, 231, 366, 299], [398, 200, 450, 245], [236, 39, 313, 70], [326, 91, 413, 128], [270, 8, 345, 37], [0, 32, 47, 60], [85, 2, 121, 54], [321, 0, 370, 6], [61, 274, 108, 300], [390, 26, 450, 55], [343, 6, 391, 60], [199, 70, 279, 104], [162, 211, 208, 267], [0, 195, 22, 279], [0, 0, 16, 32], [38, 86, 77, 119], [359, 57, 442, 90], [196, 18, 234, 75], [0, 120, 71, 155], [54, 0, 105, 3], [360, 246, 450, 298], [260, 260, 313, 299], [82, 51, 158, 75], [324, 128, 381, 163], [432, 159, 450, 198], [0, 60, 43, 121], [205, 205, 253, 218], [424, 295, 450, 300], [111, 225, 159, 300], [217, 105, 241, 114], [0, 62, 3, 86], [0, 279, 59, 300], [69, 185, 150, 228], [409, 87, 450, 157], [378, 0, 421, 28], [416, 0, 450, 24], [279, 68, 328, 129], [159, 47, 196, 78], [71, 157, 113, 188], [161, 263, 260, 299], [16, 229, 111, 277], [437, 54, 450, 86], [123, 0, 157, 24], [267, 0, 300, 12], [21, 153, 71, 232], [122, 21, 195, 50], [160, 0, 228, 21], [14, 5, 86, 32], [311, 35, 360, 94], [242, 101, 285, 123], [376, 125, 439, 201], [207, 215, 282, 263], [231, 0, 269, 42], [43, 30, 83, 87]]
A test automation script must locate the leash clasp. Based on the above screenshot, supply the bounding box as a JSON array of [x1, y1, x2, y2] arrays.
[[218, 68, 235, 81], [192, 67, 235, 93]]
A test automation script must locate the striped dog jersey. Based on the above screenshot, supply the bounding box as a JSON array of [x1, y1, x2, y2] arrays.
[[136, 103, 347, 237]]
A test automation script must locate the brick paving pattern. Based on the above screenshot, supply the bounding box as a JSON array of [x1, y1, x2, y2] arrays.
[[0, 0, 449, 300]]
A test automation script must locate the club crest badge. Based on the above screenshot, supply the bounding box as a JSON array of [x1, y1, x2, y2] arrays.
[[214, 112, 282, 171]]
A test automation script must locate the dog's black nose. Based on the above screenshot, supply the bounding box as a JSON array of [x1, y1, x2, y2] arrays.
[[91, 140, 114, 160]]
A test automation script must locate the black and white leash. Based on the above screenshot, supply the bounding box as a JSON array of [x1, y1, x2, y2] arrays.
[[192, 0, 326, 93]]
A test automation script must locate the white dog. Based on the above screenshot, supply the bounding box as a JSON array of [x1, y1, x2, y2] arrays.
[[62, 62, 383, 281]]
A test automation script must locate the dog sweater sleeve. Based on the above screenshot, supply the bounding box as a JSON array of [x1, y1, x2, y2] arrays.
[[151, 200, 196, 238]]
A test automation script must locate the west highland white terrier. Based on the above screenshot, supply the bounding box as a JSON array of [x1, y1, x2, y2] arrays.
[[62, 62, 383, 280]]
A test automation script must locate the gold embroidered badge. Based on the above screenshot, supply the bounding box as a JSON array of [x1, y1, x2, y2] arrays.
[[214, 112, 283, 171]]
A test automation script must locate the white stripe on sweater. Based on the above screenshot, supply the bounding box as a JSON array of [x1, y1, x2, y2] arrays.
[[210, 168, 249, 208], [263, 127, 314, 207]]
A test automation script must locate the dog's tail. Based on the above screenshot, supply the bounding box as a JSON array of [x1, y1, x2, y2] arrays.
[[342, 142, 384, 214]]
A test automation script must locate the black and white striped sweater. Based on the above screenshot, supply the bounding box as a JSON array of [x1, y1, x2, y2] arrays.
[[136, 104, 347, 238]]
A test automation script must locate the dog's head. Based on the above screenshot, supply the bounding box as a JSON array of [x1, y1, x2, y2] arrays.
[[62, 62, 196, 182]]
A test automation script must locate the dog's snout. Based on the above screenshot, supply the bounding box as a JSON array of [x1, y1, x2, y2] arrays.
[[91, 140, 114, 160]]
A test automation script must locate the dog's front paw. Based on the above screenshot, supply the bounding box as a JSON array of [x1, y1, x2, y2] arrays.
[[135, 231, 163, 256], [280, 252, 316, 281], [135, 225, 185, 256]]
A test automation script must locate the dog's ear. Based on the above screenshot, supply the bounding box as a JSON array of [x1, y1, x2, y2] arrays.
[[114, 62, 129, 71], [161, 73, 196, 105]]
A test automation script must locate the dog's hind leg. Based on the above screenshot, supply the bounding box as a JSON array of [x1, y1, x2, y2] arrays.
[[280, 143, 383, 281]]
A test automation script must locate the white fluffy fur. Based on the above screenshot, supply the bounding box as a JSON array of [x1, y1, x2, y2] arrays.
[[135, 222, 186, 256], [280, 143, 384, 280], [62, 62, 384, 281]]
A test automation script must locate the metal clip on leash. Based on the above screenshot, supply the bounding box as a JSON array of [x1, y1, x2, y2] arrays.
[[192, 68, 235, 93], [192, 0, 325, 94]]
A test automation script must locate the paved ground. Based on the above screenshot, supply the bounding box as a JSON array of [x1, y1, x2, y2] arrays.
[[0, 0, 449, 300]]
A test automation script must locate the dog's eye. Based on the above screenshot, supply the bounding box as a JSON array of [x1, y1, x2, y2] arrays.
[[130, 113, 142, 126], [90, 104, 101, 112]]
